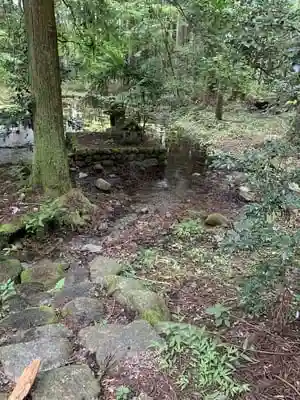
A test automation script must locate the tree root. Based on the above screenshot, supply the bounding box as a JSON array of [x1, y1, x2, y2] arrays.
[[56, 188, 97, 228]]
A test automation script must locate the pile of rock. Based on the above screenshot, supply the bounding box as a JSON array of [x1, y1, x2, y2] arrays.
[[0, 255, 169, 399]]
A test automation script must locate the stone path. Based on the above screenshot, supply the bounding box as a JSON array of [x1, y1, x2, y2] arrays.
[[0, 255, 169, 399]]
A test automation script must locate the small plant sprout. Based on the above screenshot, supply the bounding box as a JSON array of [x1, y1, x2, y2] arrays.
[[116, 385, 131, 400], [173, 218, 204, 240], [205, 303, 231, 327]]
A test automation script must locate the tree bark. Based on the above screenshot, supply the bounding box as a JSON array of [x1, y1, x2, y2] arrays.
[[289, 101, 300, 142], [215, 89, 224, 121], [23, 0, 72, 196]]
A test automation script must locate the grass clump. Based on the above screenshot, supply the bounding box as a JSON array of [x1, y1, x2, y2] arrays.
[[156, 322, 249, 398]]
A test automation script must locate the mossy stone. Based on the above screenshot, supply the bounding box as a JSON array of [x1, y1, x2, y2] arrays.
[[0, 306, 57, 330], [115, 288, 170, 322], [0, 258, 22, 284], [20, 259, 67, 289], [104, 275, 144, 295], [0, 223, 20, 234], [0, 221, 23, 250], [141, 309, 166, 326], [205, 213, 229, 227]]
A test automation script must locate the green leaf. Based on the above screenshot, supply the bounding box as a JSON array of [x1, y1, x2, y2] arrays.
[[54, 278, 65, 290]]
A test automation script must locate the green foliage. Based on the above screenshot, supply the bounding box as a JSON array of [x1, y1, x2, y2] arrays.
[[137, 248, 159, 269], [48, 278, 65, 293], [115, 386, 131, 400], [156, 322, 249, 397], [211, 138, 300, 316], [24, 200, 66, 235], [0, 278, 16, 318], [206, 303, 231, 327], [173, 218, 204, 240]]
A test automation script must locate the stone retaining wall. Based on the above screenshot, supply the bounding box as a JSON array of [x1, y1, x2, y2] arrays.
[[69, 147, 167, 175]]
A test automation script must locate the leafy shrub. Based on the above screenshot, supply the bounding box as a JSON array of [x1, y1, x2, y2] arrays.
[[211, 139, 300, 316], [24, 200, 66, 235]]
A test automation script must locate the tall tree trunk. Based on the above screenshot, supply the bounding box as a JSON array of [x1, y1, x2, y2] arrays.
[[23, 0, 72, 196]]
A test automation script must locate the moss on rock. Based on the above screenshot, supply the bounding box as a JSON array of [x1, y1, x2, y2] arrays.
[[0, 220, 24, 250], [0, 306, 57, 330], [205, 213, 229, 227], [0, 258, 23, 284], [115, 288, 170, 322], [21, 259, 66, 289], [104, 275, 144, 296]]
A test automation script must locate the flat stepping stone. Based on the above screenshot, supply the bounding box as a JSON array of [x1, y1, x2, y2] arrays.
[[17, 281, 53, 307], [0, 337, 72, 382], [64, 264, 90, 287], [16, 282, 45, 297], [20, 259, 67, 289], [79, 320, 163, 370], [3, 294, 28, 313], [24, 291, 53, 307], [0, 258, 22, 284], [31, 365, 100, 400], [89, 256, 122, 282], [1, 324, 72, 346], [62, 297, 104, 327], [0, 306, 56, 330], [53, 282, 96, 308]]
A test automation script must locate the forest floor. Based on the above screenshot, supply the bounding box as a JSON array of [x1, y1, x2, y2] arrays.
[[1, 106, 300, 399]]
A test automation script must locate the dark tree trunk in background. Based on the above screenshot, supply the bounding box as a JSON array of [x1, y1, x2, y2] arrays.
[[215, 89, 224, 120], [23, 0, 72, 196]]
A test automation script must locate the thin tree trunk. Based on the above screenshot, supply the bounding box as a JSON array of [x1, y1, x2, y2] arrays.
[[23, 0, 72, 196], [215, 87, 224, 121], [289, 101, 300, 142]]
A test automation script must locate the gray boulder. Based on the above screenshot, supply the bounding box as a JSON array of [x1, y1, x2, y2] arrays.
[[20, 259, 67, 289], [16, 282, 45, 298], [89, 256, 123, 282], [0, 323, 72, 346], [53, 282, 96, 308], [104, 275, 144, 295], [79, 320, 163, 370], [0, 258, 22, 284], [0, 337, 72, 382], [0, 306, 56, 330], [32, 365, 100, 400], [3, 295, 28, 313], [64, 264, 90, 287], [62, 297, 104, 327], [95, 178, 111, 191]]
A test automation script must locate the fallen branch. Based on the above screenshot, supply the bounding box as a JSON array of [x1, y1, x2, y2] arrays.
[[275, 374, 300, 397], [8, 359, 41, 400]]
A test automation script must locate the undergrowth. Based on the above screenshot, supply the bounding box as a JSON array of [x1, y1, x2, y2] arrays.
[[210, 137, 300, 316], [156, 322, 249, 398], [0, 279, 16, 318]]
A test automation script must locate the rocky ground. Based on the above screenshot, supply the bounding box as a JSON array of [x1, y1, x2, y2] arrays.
[[1, 110, 300, 399]]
